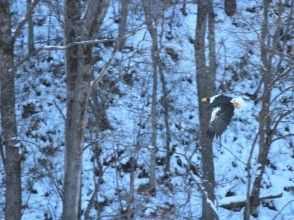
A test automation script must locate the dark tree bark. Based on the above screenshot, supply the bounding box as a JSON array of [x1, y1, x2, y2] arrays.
[[142, 0, 159, 195], [159, 66, 172, 175], [244, 1, 285, 218], [118, 0, 129, 51], [248, 0, 273, 211], [224, 0, 236, 16], [194, 1, 217, 220], [0, 1, 22, 219], [27, 0, 35, 53], [62, 0, 109, 219], [63, 1, 84, 219]]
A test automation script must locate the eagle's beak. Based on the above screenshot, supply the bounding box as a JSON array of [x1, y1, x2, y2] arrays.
[[201, 97, 208, 103]]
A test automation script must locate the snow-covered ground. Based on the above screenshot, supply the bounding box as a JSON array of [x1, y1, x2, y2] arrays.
[[0, 0, 293, 219]]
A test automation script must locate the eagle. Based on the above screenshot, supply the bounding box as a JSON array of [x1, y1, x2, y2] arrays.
[[201, 95, 245, 138]]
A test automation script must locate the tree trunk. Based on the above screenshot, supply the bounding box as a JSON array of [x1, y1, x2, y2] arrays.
[[208, 0, 217, 80], [118, 0, 129, 51], [27, 0, 35, 54], [63, 1, 84, 219], [0, 1, 22, 219], [244, 0, 279, 218], [224, 0, 237, 16], [159, 66, 172, 175], [62, 1, 109, 219], [194, 1, 217, 220], [143, 0, 159, 195]]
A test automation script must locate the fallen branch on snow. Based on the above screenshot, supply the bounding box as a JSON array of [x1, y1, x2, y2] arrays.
[[219, 193, 283, 212]]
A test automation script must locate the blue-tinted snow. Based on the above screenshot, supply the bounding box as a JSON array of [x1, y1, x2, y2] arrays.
[[1, 0, 293, 219]]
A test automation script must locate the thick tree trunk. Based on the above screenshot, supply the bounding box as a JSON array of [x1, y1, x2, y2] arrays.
[[62, 1, 109, 219], [63, 1, 86, 219], [0, 1, 22, 219], [194, 1, 217, 220]]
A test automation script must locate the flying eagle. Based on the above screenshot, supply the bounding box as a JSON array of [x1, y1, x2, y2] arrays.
[[201, 95, 245, 138]]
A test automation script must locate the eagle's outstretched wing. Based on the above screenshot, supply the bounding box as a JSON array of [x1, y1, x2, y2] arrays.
[[207, 105, 234, 138]]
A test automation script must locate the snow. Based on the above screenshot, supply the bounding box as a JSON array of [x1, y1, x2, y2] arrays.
[[0, 1, 293, 220], [219, 195, 245, 206]]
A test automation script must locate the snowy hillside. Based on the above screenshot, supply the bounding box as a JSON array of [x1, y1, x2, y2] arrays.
[[0, 0, 293, 220]]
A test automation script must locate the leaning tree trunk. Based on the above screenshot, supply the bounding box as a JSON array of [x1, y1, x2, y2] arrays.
[[194, 1, 217, 220], [0, 1, 22, 219]]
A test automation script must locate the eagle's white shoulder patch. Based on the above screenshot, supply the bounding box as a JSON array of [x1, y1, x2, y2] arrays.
[[210, 94, 220, 104], [210, 107, 221, 122]]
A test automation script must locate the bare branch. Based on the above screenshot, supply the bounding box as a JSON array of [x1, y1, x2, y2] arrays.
[[53, 100, 66, 121], [272, 133, 294, 143], [12, 0, 39, 42], [82, 0, 109, 39], [272, 199, 294, 220], [271, 85, 294, 105], [272, 110, 292, 133], [89, 50, 116, 91], [43, 27, 143, 50], [220, 193, 283, 211], [245, 130, 259, 219]]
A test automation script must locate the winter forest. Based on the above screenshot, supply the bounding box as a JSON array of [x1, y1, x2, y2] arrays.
[[0, 0, 293, 219]]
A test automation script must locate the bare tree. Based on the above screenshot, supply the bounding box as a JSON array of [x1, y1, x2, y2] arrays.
[[142, 0, 159, 195], [0, 1, 21, 219], [244, 1, 293, 218], [27, 0, 35, 53], [194, 1, 217, 219], [118, 0, 130, 51], [159, 64, 172, 175], [62, 0, 109, 219]]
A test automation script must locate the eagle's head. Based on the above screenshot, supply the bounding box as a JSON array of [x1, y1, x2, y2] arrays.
[[202, 95, 245, 109], [230, 97, 246, 109]]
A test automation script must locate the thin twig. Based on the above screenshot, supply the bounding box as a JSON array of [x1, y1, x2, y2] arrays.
[[43, 27, 144, 51], [272, 199, 294, 220], [53, 100, 66, 121], [12, 0, 39, 41], [222, 145, 247, 166]]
